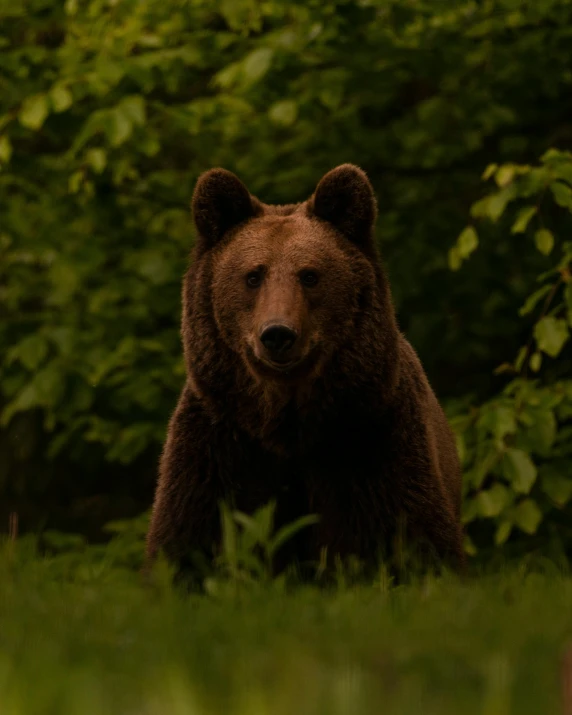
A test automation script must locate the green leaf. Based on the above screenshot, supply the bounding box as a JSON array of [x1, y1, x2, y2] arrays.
[[34, 364, 66, 407], [219, 502, 238, 574], [473, 185, 518, 222], [492, 406, 517, 439], [502, 448, 537, 494], [450, 227, 478, 270], [470, 196, 493, 219], [1, 363, 65, 426], [519, 284, 551, 316], [512, 499, 542, 534], [523, 408, 556, 455], [495, 165, 515, 187], [529, 352, 542, 372], [463, 535, 477, 556], [550, 181, 572, 210], [1, 384, 40, 426], [242, 48, 273, 84], [140, 135, 160, 157], [552, 163, 572, 186], [50, 84, 73, 113], [534, 316, 569, 358], [541, 149, 565, 163], [213, 62, 241, 89], [520, 166, 550, 195], [234, 501, 276, 546], [476, 484, 511, 518], [68, 170, 84, 194], [120, 96, 145, 126], [70, 109, 108, 154], [461, 497, 479, 525], [541, 473, 572, 507], [511, 206, 536, 234], [19, 94, 49, 130], [482, 163, 498, 181], [0, 134, 12, 163], [85, 148, 107, 174], [268, 100, 298, 127], [230, 511, 262, 552], [514, 346, 527, 372], [108, 109, 132, 147], [468, 446, 501, 490], [457, 226, 479, 258], [448, 246, 461, 271], [495, 520, 512, 545], [477, 404, 516, 440], [15, 334, 49, 370], [534, 229, 554, 255]]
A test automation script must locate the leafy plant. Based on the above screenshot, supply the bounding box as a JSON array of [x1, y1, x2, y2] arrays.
[[450, 150, 572, 554], [205, 501, 319, 597]]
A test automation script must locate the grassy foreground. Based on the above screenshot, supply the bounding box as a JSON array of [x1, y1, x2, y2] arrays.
[[1, 539, 572, 715]]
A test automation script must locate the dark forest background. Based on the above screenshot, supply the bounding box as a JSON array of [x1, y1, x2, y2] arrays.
[[1, 0, 572, 559]]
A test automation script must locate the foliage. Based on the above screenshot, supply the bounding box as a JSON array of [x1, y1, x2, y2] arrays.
[[451, 150, 572, 554], [205, 501, 319, 597], [2, 535, 572, 714], [27, 510, 150, 579], [28, 500, 319, 589], [1, 0, 572, 546]]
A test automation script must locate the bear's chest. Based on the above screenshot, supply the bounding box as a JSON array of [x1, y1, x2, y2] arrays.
[[229, 402, 393, 500]]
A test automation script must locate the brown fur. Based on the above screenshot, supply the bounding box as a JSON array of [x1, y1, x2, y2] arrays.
[[146, 164, 464, 580]]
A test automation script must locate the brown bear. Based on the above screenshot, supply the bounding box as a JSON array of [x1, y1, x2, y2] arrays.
[[145, 164, 464, 581]]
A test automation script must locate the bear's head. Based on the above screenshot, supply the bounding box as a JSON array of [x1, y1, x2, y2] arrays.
[[190, 164, 395, 388]]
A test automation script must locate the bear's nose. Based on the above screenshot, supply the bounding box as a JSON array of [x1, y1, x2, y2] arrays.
[[259, 324, 298, 358]]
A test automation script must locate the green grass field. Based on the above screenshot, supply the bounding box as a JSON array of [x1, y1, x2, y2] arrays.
[[1, 537, 572, 715]]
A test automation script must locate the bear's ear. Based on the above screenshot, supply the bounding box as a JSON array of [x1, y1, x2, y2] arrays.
[[192, 168, 256, 251], [309, 164, 377, 248]]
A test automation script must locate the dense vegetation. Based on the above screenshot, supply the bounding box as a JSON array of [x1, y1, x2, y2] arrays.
[[1, 526, 572, 714], [1, 0, 572, 560]]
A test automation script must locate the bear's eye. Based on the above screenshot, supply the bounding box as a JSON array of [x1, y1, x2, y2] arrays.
[[300, 270, 319, 288], [246, 271, 263, 288]]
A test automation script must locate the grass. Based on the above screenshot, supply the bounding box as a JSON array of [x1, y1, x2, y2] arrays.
[[1, 534, 572, 715]]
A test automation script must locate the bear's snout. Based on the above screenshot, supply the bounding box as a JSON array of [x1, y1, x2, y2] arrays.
[[258, 322, 299, 363]]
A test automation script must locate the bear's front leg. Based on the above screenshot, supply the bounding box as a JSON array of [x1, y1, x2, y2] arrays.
[[145, 384, 227, 582]]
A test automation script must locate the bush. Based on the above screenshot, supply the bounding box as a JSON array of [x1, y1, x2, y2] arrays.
[[451, 150, 572, 555]]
